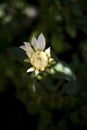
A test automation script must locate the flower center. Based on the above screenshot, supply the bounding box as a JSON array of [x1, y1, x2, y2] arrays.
[[30, 51, 48, 71]]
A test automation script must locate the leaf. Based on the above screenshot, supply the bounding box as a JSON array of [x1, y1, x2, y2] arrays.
[[26, 97, 42, 114], [38, 110, 52, 130], [34, 81, 48, 96], [70, 54, 80, 71], [63, 81, 79, 96], [70, 2, 82, 16], [49, 61, 76, 82], [51, 33, 71, 54], [65, 25, 76, 38], [9, 47, 27, 61], [79, 40, 87, 62]]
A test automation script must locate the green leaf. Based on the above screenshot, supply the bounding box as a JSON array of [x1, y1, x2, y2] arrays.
[[34, 81, 48, 96], [70, 2, 82, 16], [63, 81, 79, 96], [79, 40, 87, 62], [65, 25, 76, 38], [49, 61, 76, 82], [9, 47, 27, 61], [51, 33, 71, 54], [70, 54, 80, 71]]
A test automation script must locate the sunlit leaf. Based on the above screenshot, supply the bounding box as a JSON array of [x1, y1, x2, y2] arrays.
[[49, 61, 76, 81]]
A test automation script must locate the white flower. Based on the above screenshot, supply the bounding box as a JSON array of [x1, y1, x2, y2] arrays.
[[20, 33, 54, 75]]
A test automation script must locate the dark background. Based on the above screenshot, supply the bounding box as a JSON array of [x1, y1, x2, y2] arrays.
[[0, 0, 87, 129]]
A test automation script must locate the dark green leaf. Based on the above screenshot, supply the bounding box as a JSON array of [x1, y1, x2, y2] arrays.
[[9, 47, 27, 61]]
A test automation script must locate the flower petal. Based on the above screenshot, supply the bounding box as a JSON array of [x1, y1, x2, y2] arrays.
[[20, 45, 27, 51], [27, 67, 35, 73], [45, 47, 51, 57], [20, 42, 30, 51], [38, 33, 46, 50], [49, 58, 54, 62], [24, 42, 30, 47], [35, 70, 39, 75], [20, 45, 34, 58], [26, 47, 34, 58], [32, 37, 39, 51]]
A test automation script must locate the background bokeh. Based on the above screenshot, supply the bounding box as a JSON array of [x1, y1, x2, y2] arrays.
[[0, 0, 87, 129]]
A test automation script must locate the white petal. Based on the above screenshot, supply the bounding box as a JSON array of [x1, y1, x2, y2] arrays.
[[35, 70, 39, 75], [24, 42, 30, 47], [27, 67, 35, 73], [27, 46, 34, 53], [20, 42, 30, 51], [23, 42, 34, 54], [32, 37, 39, 51], [45, 47, 51, 57], [49, 58, 54, 62], [26, 46, 34, 58], [20, 45, 27, 51], [20, 45, 34, 58], [38, 33, 46, 50]]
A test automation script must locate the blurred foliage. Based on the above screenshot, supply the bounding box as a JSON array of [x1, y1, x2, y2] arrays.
[[0, 0, 87, 129]]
